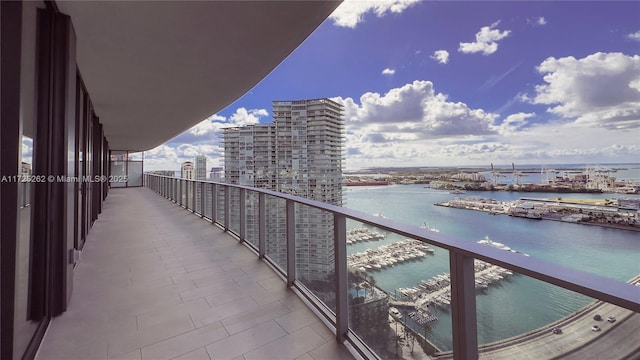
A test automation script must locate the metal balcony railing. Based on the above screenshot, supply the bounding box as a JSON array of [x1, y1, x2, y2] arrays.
[[144, 174, 640, 360]]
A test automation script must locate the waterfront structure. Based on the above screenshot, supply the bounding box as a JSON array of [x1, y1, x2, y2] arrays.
[[223, 98, 344, 282]]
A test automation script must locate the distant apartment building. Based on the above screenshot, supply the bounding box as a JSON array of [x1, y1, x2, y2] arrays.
[[181, 161, 194, 206], [223, 98, 344, 282], [181, 161, 194, 179], [194, 155, 207, 213], [195, 155, 207, 180]]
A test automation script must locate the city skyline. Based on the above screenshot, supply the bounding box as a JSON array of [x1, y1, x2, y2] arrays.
[[136, 1, 639, 171]]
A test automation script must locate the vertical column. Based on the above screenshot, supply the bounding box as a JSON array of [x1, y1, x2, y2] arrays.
[[258, 192, 266, 259], [286, 199, 295, 286], [333, 213, 348, 342], [449, 251, 478, 360]]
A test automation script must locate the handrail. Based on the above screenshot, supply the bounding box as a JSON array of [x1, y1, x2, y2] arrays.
[[144, 174, 640, 359]]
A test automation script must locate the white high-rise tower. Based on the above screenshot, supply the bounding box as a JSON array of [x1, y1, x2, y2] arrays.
[[223, 98, 344, 282]]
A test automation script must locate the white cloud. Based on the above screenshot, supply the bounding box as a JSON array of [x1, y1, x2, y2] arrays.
[[431, 50, 450, 64], [382, 68, 396, 75], [628, 30, 640, 41], [493, 112, 535, 135], [22, 137, 33, 165], [189, 114, 226, 136], [145, 107, 268, 171], [335, 79, 639, 169], [530, 52, 640, 129], [329, 0, 420, 28], [458, 21, 511, 55], [334, 80, 499, 141], [527, 17, 546, 26], [228, 108, 268, 127], [144, 143, 223, 172]]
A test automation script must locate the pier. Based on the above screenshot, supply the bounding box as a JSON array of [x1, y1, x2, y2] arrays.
[[436, 196, 639, 230]]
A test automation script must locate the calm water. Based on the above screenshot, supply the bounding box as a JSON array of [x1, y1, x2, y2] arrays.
[[343, 182, 640, 351]]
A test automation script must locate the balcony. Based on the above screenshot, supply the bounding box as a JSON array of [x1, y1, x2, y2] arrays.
[[36, 188, 353, 360], [37, 175, 640, 360]]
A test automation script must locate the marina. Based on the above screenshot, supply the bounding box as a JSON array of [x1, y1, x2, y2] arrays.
[[387, 239, 523, 330], [347, 239, 435, 271], [345, 178, 640, 351], [346, 227, 385, 245]]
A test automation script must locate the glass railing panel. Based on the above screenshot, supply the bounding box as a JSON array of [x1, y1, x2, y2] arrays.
[[215, 185, 225, 225], [203, 183, 212, 219], [193, 181, 201, 215], [294, 202, 336, 312], [179, 179, 186, 206], [264, 194, 287, 273], [187, 180, 194, 211], [229, 187, 240, 234], [468, 266, 640, 359], [345, 219, 452, 359], [244, 191, 259, 247]]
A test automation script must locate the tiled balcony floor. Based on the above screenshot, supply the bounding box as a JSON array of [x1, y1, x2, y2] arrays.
[[37, 188, 353, 360]]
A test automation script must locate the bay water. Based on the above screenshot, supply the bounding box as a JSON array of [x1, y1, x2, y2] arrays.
[[343, 180, 640, 351]]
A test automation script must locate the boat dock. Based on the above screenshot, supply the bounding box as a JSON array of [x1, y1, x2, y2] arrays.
[[347, 239, 435, 271], [346, 227, 385, 245]]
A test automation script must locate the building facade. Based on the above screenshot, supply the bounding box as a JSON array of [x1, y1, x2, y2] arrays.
[[181, 161, 194, 180], [223, 98, 344, 282], [195, 155, 207, 180]]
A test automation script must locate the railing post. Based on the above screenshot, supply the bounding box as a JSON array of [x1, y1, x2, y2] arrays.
[[224, 186, 230, 231], [286, 199, 296, 287], [334, 213, 348, 342], [239, 188, 246, 242], [258, 192, 266, 259], [212, 183, 217, 225], [449, 251, 478, 360], [178, 179, 182, 206]]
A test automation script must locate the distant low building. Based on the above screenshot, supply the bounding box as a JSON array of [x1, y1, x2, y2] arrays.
[[147, 170, 175, 177], [618, 197, 640, 211]]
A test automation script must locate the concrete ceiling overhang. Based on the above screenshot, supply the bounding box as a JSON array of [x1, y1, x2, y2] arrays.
[[55, 1, 341, 151]]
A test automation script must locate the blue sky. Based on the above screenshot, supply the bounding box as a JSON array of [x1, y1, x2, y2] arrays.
[[145, 0, 640, 171]]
